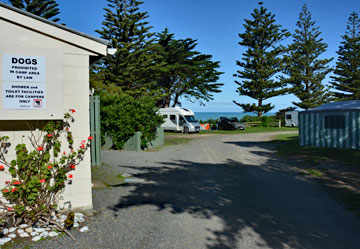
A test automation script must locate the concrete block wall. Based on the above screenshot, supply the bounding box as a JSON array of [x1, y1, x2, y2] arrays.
[[61, 52, 92, 210], [0, 18, 94, 210]]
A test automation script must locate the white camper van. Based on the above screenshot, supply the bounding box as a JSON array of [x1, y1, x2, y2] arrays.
[[159, 107, 201, 133], [285, 111, 299, 127]]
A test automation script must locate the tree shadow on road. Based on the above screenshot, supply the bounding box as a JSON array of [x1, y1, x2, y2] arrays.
[[226, 139, 360, 220], [108, 141, 360, 249]]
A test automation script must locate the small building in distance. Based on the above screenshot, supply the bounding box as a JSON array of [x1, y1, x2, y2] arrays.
[[299, 100, 360, 150], [285, 111, 299, 127]]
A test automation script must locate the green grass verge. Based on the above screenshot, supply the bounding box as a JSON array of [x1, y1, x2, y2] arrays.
[[272, 134, 360, 166], [163, 137, 193, 146], [200, 126, 298, 134], [91, 163, 125, 187], [2, 239, 30, 249]]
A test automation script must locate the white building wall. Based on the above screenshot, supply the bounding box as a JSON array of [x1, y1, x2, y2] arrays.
[[0, 18, 95, 210]]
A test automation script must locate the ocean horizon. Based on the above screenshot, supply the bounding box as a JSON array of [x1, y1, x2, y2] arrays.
[[194, 112, 276, 122]]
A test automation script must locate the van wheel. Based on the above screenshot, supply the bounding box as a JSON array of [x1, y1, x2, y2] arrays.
[[183, 127, 189, 133]]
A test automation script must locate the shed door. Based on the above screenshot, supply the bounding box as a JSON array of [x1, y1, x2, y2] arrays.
[[323, 113, 347, 148]]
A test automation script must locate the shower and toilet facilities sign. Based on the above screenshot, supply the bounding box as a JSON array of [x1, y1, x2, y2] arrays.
[[2, 54, 46, 109]]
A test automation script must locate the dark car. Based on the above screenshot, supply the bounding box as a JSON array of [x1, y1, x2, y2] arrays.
[[217, 117, 246, 130]]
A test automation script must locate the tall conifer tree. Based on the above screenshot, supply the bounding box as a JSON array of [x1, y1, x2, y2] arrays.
[[284, 4, 332, 110], [96, 0, 162, 97], [9, 0, 60, 22], [155, 29, 223, 107], [233, 3, 289, 118], [330, 12, 360, 100]]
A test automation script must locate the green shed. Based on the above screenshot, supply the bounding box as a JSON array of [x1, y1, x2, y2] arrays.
[[299, 100, 360, 149]]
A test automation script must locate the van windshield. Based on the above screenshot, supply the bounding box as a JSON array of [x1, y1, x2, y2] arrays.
[[184, 115, 197, 122]]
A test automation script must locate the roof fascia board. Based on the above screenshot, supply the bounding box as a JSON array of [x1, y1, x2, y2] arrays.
[[301, 109, 360, 113]]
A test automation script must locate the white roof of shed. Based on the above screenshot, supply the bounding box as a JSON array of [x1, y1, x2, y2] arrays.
[[308, 100, 360, 112]]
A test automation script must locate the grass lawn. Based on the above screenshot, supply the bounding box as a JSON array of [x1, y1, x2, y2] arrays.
[[91, 163, 125, 187], [163, 136, 194, 146], [163, 127, 298, 147], [272, 134, 360, 166], [199, 126, 298, 134]]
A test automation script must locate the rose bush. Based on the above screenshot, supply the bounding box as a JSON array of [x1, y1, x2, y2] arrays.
[[0, 110, 90, 227]]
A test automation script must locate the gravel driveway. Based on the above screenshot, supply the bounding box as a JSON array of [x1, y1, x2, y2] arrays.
[[27, 132, 360, 249]]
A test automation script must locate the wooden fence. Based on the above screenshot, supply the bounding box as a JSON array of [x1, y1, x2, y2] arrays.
[[243, 121, 281, 128]]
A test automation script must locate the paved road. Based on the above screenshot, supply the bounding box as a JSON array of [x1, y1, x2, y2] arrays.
[[34, 132, 360, 249]]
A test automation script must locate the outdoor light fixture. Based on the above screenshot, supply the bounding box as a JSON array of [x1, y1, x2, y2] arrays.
[[107, 48, 117, 55]]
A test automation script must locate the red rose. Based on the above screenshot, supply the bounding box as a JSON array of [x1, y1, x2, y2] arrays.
[[2, 189, 9, 193], [48, 165, 52, 169], [80, 144, 86, 149], [63, 151, 66, 155], [13, 181, 20, 185], [70, 164, 75, 169], [7, 207, 12, 211], [68, 174, 73, 179], [11, 188, 17, 192], [37, 146, 43, 151], [70, 109, 76, 113], [88, 136, 93, 140], [39, 179, 45, 183], [5, 181, 10, 184], [47, 134, 53, 138], [81, 140, 86, 144], [0, 165, 4, 171]]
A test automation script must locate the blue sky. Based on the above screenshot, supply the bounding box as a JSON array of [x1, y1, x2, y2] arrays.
[[4, 0, 360, 112]]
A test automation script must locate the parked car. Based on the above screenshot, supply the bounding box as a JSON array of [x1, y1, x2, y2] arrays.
[[217, 117, 246, 130]]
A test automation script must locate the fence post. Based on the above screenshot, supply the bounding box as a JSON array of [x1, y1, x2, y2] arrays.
[[89, 96, 101, 166]]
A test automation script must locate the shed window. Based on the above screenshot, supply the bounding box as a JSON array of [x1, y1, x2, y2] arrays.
[[286, 114, 292, 120], [325, 115, 345, 129]]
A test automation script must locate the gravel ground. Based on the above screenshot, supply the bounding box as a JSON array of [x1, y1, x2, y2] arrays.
[[17, 131, 360, 249]]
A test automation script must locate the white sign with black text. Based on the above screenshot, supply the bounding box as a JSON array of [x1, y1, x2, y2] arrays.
[[2, 82, 46, 109], [2, 54, 46, 109], [2, 54, 45, 83]]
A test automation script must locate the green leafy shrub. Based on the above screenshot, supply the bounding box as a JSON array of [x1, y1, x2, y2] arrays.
[[261, 116, 270, 127], [199, 119, 217, 125], [240, 115, 278, 127], [100, 92, 164, 150], [240, 115, 260, 122], [0, 111, 90, 226]]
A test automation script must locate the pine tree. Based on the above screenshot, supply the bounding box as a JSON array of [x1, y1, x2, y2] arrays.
[[233, 3, 290, 118], [330, 12, 360, 100], [9, 0, 60, 22], [284, 4, 332, 110], [96, 0, 162, 97], [155, 29, 223, 107]]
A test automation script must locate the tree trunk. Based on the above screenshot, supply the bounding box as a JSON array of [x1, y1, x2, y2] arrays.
[[172, 89, 184, 107], [258, 99, 263, 119], [171, 95, 179, 107]]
